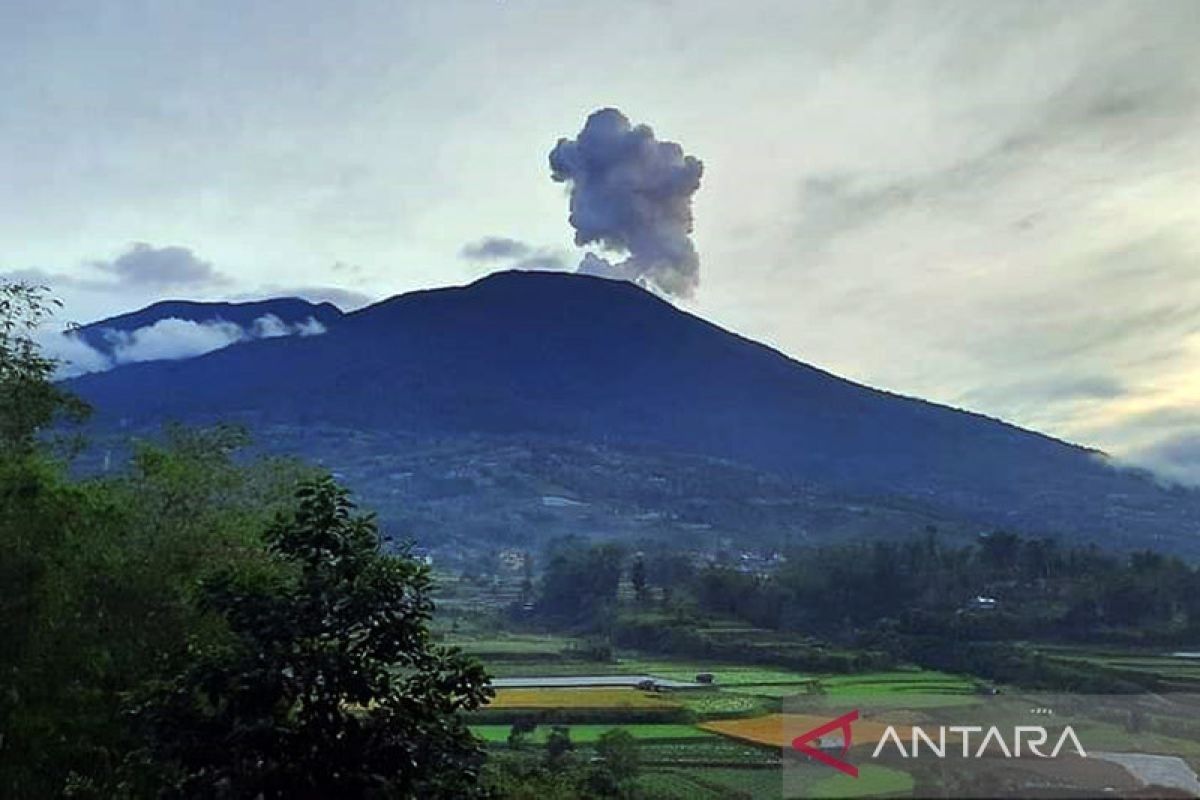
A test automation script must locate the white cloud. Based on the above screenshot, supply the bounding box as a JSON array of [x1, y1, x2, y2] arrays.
[[37, 331, 113, 379], [105, 318, 246, 364], [43, 313, 329, 378], [251, 313, 291, 339], [295, 317, 326, 336]]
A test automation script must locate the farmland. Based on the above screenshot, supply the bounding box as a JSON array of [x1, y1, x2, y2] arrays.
[[488, 687, 680, 710], [438, 602, 985, 798], [435, 567, 1200, 799]]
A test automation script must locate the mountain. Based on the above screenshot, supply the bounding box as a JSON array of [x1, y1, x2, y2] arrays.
[[64, 271, 1200, 556], [72, 297, 344, 359]]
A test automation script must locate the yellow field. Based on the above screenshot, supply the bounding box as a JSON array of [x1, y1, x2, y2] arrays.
[[487, 687, 679, 710], [702, 714, 913, 749]]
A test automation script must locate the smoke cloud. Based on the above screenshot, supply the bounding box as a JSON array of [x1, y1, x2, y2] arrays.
[[549, 108, 704, 298], [42, 314, 328, 378]]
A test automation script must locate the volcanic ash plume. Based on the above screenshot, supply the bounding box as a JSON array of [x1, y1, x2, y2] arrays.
[[549, 108, 704, 298]]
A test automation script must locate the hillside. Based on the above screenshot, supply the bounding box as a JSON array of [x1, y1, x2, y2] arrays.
[[72, 297, 344, 359], [65, 271, 1200, 556]]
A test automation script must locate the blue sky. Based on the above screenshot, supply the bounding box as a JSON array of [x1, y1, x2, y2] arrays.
[[3, 1, 1200, 479]]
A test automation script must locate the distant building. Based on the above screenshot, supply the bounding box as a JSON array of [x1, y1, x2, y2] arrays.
[[966, 595, 998, 611]]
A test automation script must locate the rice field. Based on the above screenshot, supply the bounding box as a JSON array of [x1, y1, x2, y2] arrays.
[[487, 686, 679, 710], [701, 713, 914, 750], [470, 723, 713, 744]]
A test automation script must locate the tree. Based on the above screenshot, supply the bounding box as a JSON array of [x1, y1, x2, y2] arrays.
[[544, 726, 575, 769], [630, 555, 648, 605], [1, 426, 326, 798], [132, 478, 493, 798], [594, 729, 639, 783], [0, 281, 87, 453], [507, 716, 538, 750], [537, 539, 624, 625]]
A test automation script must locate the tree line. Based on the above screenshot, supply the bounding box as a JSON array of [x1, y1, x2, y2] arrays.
[[530, 528, 1200, 651]]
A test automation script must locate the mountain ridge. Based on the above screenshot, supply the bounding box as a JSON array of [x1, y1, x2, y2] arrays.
[[72, 297, 345, 357], [64, 270, 1200, 555]]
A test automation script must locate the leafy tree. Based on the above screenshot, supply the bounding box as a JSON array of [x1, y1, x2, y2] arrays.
[[131, 478, 493, 798], [543, 726, 575, 769], [630, 555, 648, 605], [537, 539, 624, 625], [0, 281, 87, 452], [507, 716, 538, 750], [1, 426, 313, 798], [594, 728, 639, 784]]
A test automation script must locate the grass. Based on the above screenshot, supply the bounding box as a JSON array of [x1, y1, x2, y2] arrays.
[[808, 764, 914, 798], [470, 723, 713, 744], [616, 659, 814, 686], [819, 671, 975, 693], [487, 687, 679, 710]]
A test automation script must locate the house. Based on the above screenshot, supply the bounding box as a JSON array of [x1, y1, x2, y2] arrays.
[[965, 595, 998, 611]]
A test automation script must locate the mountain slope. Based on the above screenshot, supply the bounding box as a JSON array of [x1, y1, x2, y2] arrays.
[[65, 271, 1200, 554], [73, 297, 344, 358]]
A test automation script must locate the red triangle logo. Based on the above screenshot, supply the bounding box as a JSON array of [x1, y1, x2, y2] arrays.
[[790, 709, 859, 777]]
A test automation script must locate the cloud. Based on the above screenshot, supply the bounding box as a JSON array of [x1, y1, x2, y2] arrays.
[[37, 330, 112, 377], [104, 317, 245, 363], [549, 108, 704, 298], [2, 243, 230, 297], [251, 313, 292, 338], [512, 253, 568, 272], [962, 375, 1125, 409], [294, 317, 327, 336], [458, 237, 568, 274], [461, 237, 532, 261], [43, 313, 329, 378], [725, 3, 1200, 486], [91, 242, 229, 288], [1124, 433, 1200, 486]]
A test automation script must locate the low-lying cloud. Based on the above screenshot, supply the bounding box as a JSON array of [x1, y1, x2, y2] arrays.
[[43, 313, 326, 378]]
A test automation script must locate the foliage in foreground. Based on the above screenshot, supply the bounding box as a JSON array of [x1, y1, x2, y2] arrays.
[[0, 281, 493, 798], [131, 478, 494, 798]]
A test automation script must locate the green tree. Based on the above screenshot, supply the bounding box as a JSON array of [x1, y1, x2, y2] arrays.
[[0, 281, 87, 452], [630, 555, 648, 605], [537, 539, 624, 625], [589, 728, 640, 798], [132, 477, 493, 798], [543, 726, 575, 769], [1, 426, 313, 798]]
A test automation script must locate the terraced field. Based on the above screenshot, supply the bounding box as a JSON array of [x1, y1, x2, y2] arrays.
[[701, 713, 914, 750], [471, 723, 713, 744], [1036, 646, 1200, 691], [488, 687, 680, 710], [444, 626, 990, 797]]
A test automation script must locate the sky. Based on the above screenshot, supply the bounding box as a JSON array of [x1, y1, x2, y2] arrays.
[[2, 1, 1199, 480]]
